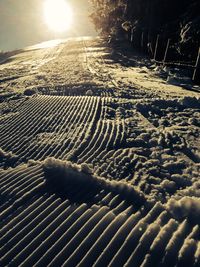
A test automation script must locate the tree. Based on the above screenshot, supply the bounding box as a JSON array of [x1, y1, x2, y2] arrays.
[[89, 0, 200, 60]]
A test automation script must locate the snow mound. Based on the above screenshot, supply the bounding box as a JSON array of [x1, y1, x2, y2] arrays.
[[43, 157, 145, 205], [24, 87, 39, 96], [180, 96, 200, 108], [43, 157, 95, 186], [0, 147, 19, 165], [85, 89, 93, 96], [166, 197, 200, 222]]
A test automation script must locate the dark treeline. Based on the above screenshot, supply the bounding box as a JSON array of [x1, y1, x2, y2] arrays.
[[90, 0, 200, 61]]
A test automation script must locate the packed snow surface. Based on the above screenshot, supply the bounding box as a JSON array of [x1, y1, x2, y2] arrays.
[[0, 37, 200, 266]]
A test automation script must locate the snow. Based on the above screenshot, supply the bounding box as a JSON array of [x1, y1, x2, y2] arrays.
[[0, 37, 200, 266], [166, 197, 200, 222], [43, 157, 145, 205]]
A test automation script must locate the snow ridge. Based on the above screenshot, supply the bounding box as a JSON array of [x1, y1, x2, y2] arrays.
[[43, 157, 146, 205]]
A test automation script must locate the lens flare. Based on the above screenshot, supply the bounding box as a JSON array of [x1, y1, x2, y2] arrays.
[[44, 0, 73, 32]]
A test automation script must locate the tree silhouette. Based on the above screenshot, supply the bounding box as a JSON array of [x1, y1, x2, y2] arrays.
[[89, 0, 200, 59]]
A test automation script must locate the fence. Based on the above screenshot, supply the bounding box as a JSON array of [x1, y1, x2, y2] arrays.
[[128, 30, 200, 85]]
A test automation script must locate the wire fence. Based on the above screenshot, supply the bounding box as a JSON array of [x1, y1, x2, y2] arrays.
[[127, 30, 200, 84]]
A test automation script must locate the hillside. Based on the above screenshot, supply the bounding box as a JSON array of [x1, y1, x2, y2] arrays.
[[0, 37, 200, 266], [90, 0, 200, 62]]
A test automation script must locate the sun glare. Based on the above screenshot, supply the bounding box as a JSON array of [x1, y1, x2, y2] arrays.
[[44, 0, 73, 32]]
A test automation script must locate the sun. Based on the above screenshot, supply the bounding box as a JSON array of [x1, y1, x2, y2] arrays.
[[44, 0, 73, 32]]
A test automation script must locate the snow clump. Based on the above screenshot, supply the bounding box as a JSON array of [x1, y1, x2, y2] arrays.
[[43, 157, 145, 205], [166, 197, 200, 222]]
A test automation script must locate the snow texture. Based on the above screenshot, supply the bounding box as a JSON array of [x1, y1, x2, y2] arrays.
[[43, 157, 145, 205]]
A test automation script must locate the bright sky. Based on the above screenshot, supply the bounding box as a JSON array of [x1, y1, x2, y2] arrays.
[[0, 0, 96, 51]]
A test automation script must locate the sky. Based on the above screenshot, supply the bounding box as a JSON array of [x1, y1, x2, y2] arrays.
[[0, 0, 96, 51]]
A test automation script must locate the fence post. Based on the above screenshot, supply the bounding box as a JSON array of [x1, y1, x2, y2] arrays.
[[141, 32, 144, 50], [153, 34, 159, 61], [192, 46, 200, 84], [130, 28, 134, 43], [163, 38, 170, 66]]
